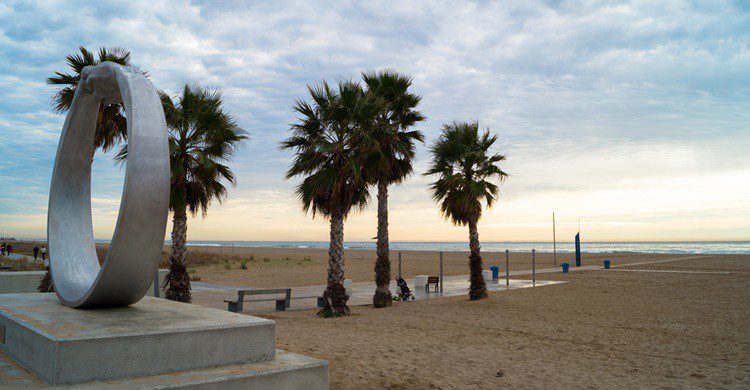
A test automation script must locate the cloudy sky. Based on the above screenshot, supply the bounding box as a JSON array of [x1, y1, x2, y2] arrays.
[[0, 0, 748, 242]]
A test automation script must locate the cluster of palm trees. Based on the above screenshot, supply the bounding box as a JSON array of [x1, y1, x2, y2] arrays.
[[46, 46, 509, 315], [47, 46, 247, 302], [283, 74, 508, 316]]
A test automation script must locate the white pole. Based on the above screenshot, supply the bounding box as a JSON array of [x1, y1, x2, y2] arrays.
[[439, 251, 444, 293], [398, 251, 402, 279], [553, 212, 557, 267], [505, 249, 510, 287]]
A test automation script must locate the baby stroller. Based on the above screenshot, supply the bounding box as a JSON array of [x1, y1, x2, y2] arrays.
[[396, 277, 416, 301]]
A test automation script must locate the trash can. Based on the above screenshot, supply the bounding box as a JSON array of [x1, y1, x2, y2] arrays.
[[603, 259, 611, 269], [490, 265, 500, 279], [561, 262, 570, 273]]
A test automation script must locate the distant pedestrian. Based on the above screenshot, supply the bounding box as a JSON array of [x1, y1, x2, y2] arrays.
[[1, 242, 5, 256], [6, 244, 12, 255], [41, 246, 47, 261], [33, 246, 39, 260]]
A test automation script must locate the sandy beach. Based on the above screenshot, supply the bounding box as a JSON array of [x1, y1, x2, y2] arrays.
[[254, 253, 748, 389], [159, 246, 748, 388], [8, 242, 748, 388], [173, 244, 700, 288]]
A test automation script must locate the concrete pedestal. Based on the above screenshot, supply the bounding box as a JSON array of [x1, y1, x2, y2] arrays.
[[0, 269, 168, 296], [0, 294, 327, 388]]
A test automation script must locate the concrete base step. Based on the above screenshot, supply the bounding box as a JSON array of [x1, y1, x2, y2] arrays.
[[0, 348, 328, 389], [0, 293, 276, 385]]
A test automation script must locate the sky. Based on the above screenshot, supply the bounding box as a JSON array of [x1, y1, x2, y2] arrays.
[[0, 0, 748, 243]]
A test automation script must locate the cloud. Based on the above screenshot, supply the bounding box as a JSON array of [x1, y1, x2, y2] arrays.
[[0, 0, 748, 241]]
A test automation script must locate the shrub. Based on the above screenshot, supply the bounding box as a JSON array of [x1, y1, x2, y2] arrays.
[[240, 259, 248, 270]]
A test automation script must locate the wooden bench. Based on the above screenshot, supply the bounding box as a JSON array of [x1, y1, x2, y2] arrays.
[[224, 288, 324, 312], [426, 276, 440, 293]]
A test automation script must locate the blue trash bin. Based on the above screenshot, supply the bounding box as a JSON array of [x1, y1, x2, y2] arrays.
[[490, 265, 500, 279], [561, 262, 570, 273], [604, 259, 611, 269]]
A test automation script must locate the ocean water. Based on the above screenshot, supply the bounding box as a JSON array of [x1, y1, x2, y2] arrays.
[[181, 241, 750, 255]]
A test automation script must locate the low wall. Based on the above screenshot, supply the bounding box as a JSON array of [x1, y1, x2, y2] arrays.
[[0, 271, 43, 294], [0, 269, 169, 296]]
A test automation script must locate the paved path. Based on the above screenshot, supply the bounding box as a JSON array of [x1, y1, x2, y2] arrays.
[[191, 254, 706, 313], [2, 253, 37, 262], [192, 277, 566, 313], [610, 269, 731, 275]]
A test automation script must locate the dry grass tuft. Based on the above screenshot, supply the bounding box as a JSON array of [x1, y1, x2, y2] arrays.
[[0, 255, 45, 271]]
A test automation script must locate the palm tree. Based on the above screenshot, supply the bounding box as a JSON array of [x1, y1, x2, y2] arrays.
[[117, 84, 247, 303], [425, 121, 508, 300], [47, 46, 137, 152], [41, 46, 136, 292], [361, 70, 425, 308], [281, 80, 377, 316]]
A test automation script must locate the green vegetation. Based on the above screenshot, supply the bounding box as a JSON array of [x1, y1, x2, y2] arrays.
[[361, 70, 425, 308], [118, 84, 248, 303], [425, 121, 508, 300], [0, 256, 45, 272], [281, 80, 378, 317], [47, 46, 136, 153]]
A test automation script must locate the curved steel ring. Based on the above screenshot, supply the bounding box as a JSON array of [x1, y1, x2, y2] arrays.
[[47, 62, 170, 308]]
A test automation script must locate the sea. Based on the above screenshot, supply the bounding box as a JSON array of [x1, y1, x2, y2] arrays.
[[177, 241, 750, 255]]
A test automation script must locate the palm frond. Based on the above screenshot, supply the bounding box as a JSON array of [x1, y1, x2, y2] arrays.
[[425, 121, 508, 225]]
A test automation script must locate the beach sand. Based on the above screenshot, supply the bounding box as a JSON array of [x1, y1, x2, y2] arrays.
[[174, 247, 748, 389], [180, 245, 697, 288], [7, 242, 749, 387], [256, 253, 748, 389]]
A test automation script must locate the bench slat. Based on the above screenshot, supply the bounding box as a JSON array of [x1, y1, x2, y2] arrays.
[[236, 288, 291, 295], [225, 289, 325, 313]]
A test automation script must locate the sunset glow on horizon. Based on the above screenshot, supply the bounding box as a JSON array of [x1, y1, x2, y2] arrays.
[[0, 1, 748, 242]]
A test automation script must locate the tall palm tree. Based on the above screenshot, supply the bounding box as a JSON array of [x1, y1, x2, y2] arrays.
[[425, 121, 508, 300], [47, 46, 137, 152], [281, 80, 377, 316], [41, 46, 136, 292], [117, 84, 247, 303], [361, 70, 425, 308]]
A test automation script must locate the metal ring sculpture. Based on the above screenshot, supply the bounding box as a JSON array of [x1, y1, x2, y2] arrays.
[[47, 62, 170, 308]]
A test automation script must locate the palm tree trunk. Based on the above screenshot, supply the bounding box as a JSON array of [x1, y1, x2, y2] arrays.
[[320, 210, 349, 316], [468, 217, 487, 300], [164, 206, 191, 302], [38, 268, 54, 292], [373, 179, 392, 308]]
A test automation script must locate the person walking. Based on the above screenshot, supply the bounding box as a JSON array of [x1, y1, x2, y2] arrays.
[[6, 244, 12, 255], [33, 246, 39, 260], [41, 246, 47, 261]]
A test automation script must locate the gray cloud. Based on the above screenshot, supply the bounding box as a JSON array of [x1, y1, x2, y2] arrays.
[[0, 0, 748, 239]]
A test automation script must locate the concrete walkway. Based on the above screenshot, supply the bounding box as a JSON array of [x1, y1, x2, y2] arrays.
[[191, 254, 707, 313], [2, 253, 37, 262], [192, 277, 565, 313]]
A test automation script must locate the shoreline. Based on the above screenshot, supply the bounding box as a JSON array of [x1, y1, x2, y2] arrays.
[[10, 238, 750, 255]]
